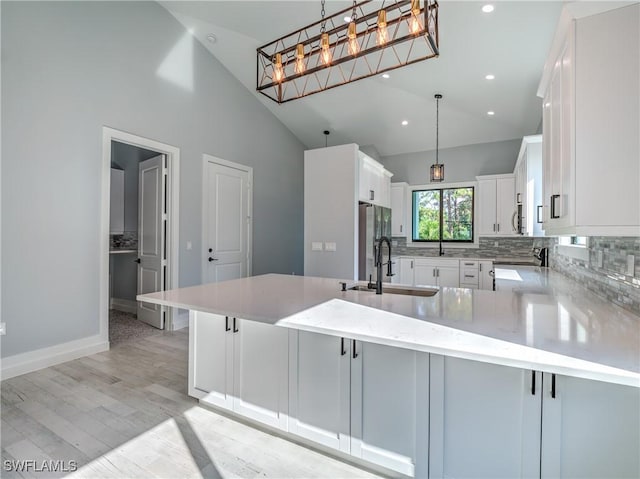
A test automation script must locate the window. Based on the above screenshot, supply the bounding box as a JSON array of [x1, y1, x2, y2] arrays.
[[559, 236, 588, 247], [412, 187, 474, 242]]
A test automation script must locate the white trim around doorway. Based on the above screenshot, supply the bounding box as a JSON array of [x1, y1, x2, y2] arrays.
[[101, 127, 181, 342], [201, 154, 253, 285]]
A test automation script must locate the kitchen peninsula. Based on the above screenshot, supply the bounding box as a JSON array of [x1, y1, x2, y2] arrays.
[[138, 273, 639, 478]]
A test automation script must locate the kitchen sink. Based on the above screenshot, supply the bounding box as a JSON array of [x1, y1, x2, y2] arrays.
[[349, 285, 438, 297]]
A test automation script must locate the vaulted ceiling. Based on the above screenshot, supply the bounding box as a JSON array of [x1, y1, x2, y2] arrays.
[[160, 1, 564, 156]]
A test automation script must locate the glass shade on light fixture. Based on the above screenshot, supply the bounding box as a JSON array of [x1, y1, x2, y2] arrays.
[[348, 22, 360, 55], [295, 43, 306, 74], [273, 53, 284, 82], [321, 33, 332, 65], [410, 0, 423, 34], [430, 163, 444, 182], [377, 10, 389, 46]]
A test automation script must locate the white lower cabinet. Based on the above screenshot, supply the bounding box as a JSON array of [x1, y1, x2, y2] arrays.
[[429, 355, 640, 479], [540, 373, 640, 478], [414, 259, 459, 288], [289, 330, 429, 476], [189, 311, 289, 430], [288, 330, 351, 452], [429, 355, 542, 478]]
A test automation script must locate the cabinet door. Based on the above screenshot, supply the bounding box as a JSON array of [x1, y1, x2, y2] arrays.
[[437, 266, 459, 288], [398, 258, 415, 286], [541, 374, 640, 478], [429, 356, 542, 478], [288, 330, 351, 453], [414, 263, 437, 288], [542, 93, 552, 230], [189, 311, 233, 410], [477, 179, 497, 236], [479, 261, 494, 290], [351, 341, 429, 477], [496, 176, 516, 235], [233, 319, 289, 430], [391, 184, 407, 237]]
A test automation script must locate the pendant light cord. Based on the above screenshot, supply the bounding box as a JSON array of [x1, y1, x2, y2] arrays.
[[435, 94, 441, 165], [320, 0, 326, 32]]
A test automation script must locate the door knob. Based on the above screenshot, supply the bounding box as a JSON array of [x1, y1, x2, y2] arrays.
[[208, 257, 218, 262], [208, 248, 213, 253], [134, 258, 141, 264]]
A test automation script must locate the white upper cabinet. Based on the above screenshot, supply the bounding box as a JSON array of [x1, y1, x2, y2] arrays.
[[477, 174, 517, 236], [358, 152, 392, 207], [109, 168, 125, 235], [539, 5, 640, 235], [514, 136, 544, 237], [391, 182, 408, 237]]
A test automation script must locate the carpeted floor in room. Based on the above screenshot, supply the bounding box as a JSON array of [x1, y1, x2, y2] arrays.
[[109, 309, 163, 346]]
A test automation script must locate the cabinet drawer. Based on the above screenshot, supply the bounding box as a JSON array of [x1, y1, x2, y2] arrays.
[[414, 258, 460, 269], [460, 260, 478, 269]]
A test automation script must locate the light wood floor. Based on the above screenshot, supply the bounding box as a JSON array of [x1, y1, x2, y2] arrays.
[[1, 330, 381, 478]]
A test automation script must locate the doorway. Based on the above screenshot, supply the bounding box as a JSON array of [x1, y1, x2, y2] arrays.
[[202, 155, 252, 284], [101, 128, 180, 346]]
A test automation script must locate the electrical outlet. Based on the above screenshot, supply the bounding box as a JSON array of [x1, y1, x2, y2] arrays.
[[494, 241, 499, 247], [0, 323, 5, 335], [597, 250, 604, 268], [325, 242, 337, 252], [626, 254, 635, 276], [186, 241, 192, 251]]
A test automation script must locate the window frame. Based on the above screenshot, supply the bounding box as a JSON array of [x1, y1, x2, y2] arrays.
[[411, 184, 476, 244]]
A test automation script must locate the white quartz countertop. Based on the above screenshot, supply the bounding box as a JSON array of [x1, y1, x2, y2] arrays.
[[138, 271, 640, 387]]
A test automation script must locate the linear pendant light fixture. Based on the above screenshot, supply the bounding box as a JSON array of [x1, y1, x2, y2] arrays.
[[430, 93, 444, 182], [257, 0, 440, 104]]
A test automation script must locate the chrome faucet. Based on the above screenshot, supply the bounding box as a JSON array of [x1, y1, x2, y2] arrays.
[[375, 236, 393, 294]]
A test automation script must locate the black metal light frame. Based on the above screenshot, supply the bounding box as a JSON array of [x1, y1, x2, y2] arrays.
[[257, 0, 439, 104]]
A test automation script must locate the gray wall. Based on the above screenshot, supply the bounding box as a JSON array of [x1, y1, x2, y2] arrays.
[[381, 139, 522, 184], [1, 1, 305, 358]]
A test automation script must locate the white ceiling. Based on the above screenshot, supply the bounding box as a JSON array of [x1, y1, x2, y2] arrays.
[[160, 1, 564, 156]]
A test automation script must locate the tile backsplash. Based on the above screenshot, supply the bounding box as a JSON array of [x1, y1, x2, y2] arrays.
[[551, 236, 640, 315], [392, 236, 552, 260]]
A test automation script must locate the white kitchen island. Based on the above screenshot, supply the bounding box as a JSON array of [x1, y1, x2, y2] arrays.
[[138, 273, 640, 479]]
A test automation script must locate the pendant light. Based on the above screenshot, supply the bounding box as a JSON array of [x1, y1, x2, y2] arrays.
[[430, 94, 444, 182]]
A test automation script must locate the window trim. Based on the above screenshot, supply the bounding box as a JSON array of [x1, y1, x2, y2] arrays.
[[408, 181, 478, 248]]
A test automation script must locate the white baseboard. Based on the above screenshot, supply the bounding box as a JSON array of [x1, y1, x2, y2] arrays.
[[110, 297, 137, 314], [171, 309, 189, 331], [1, 334, 109, 381]]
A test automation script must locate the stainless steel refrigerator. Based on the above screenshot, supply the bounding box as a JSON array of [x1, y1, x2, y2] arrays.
[[358, 204, 392, 283]]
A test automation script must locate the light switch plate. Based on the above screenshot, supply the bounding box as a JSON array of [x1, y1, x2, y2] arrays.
[[626, 254, 635, 276], [311, 242, 323, 251], [0, 323, 5, 335], [186, 241, 192, 251], [597, 250, 604, 268], [325, 242, 337, 252]]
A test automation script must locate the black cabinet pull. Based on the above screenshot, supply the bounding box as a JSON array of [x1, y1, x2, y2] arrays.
[[225, 316, 230, 332], [233, 317, 239, 333], [340, 338, 346, 356], [550, 195, 560, 219], [537, 205, 543, 223], [531, 370, 536, 395], [551, 373, 556, 398], [352, 339, 358, 359]]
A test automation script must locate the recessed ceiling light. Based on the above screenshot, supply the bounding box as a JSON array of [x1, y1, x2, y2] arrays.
[[402, 120, 409, 126], [485, 74, 495, 80], [206, 34, 217, 44], [344, 15, 352, 23], [487, 111, 495, 116], [382, 73, 390, 79], [188, 28, 195, 35], [482, 4, 494, 13]]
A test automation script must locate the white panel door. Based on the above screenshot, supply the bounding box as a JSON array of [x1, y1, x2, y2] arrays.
[[189, 312, 234, 410], [541, 374, 640, 478], [351, 341, 429, 477], [429, 356, 542, 478], [137, 155, 165, 329], [232, 319, 289, 430], [204, 158, 250, 284], [414, 263, 437, 288], [288, 330, 351, 453]]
